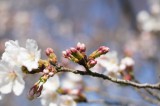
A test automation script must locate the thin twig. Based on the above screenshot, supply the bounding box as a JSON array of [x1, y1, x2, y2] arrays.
[[134, 79, 160, 101], [56, 66, 160, 90], [135, 88, 160, 105]]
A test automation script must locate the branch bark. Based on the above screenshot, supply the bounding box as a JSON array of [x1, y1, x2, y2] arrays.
[[56, 66, 160, 90]]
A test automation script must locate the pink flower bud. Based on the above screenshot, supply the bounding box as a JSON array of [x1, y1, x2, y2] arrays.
[[90, 59, 97, 65], [76, 42, 81, 50], [98, 46, 109, 54], [76, 42, 86, 52], [66, 49, 71, 55], [62, 50, 71, 58], [46, 48, 54, 56], [28, 83, 43, 100], [70, 47, 77, 53], [124, 75, 132, 81], [80, 43, 86, 52], [62, 51, 67, 57], [28, 85, 37, 100], [87, 59, 97, 68]]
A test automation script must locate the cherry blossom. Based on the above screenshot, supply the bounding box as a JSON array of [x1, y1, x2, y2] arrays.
[[2, 39, 41, 71], [0, 61, 25, 95], [95, 51, 119, 74], [58, 95, 76, 106]]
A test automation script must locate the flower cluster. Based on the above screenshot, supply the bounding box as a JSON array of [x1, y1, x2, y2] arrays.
[[93, 51, 135, 80], [62, 42, 109, 69], [40, 75, 76, 106], [137, 3, 160, 32], [0, 39, 79, 106], [0, 39, 40, 96], [0, 39, 136, 106]]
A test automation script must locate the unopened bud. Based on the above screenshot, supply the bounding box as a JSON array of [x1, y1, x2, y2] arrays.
[[124, 74, 132, 81], [76, 42, 81, 50], [70, 47, 77, 53], [89, 46, 109, 59], [46, 48, 54, 56], [80, 43, 86, 52], [70, 47, 84, 61], [87, 59, 97, 68], [76, 42, 86, 53], [98, 46, 109, 54], [28, 84, 43, 100], [62, 51, 68, 58]]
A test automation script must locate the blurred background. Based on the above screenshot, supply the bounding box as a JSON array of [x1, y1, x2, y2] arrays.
[[0, 0, 160, 106]]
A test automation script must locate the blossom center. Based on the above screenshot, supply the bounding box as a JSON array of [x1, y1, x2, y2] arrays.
[[51, 93, 58, 101], [8, 71, 17, 80], [63, 100, 72, 105], [28, 52, 35, 61]]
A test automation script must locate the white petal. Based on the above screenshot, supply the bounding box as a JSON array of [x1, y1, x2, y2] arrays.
[[26, 39, 38, 51], [41, 99, 47, 106], [0, 81, 13, 94], [41, 91, 59, 106], [58, 95, 76, 106], [49, 103, 58, 106], [66, 73, 82, 82], [5, 40, 19, 51], [13, 79, 25, 96], [61, 80, 74, 89], [0, 61, 9, 73], [23, 60, 39, 71], [43, 75, 60, 91]]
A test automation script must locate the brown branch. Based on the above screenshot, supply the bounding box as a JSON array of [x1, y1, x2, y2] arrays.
[[55, 66, 160, 90]]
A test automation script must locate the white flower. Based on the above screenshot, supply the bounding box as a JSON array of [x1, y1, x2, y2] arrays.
[[41, 91, 59, 106], [96, 51, 119, 73], [43, 75, 60, 92], [121, 57, 135, 67], [2, 40, 24, 66], [61, 72, 83, 89], [19, 39, 41, 71], [41, 75, 77, 106], [58, 95, 76, 106], [137, 10, 160, 32], [40, 75, 60, 106], [66, 72, 82, 82], [0, 61, 25, 95], [2, 39, 41, 71]]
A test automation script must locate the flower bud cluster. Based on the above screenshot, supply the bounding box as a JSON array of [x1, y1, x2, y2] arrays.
[[27, 48, 59, 100], [62, 42, 110, 69], [45, 48, 57, 63], [28, 74, 50, 100], [62, 42, 86, 63], [43, 65, 56, 77]]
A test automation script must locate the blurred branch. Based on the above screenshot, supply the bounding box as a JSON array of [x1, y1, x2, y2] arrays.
[[55, 66, 160, 90], [145, 88, 160, 101], [83, 99, 127, 106], [135, 88, 160, 105], [134, 79, 160, 101]]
